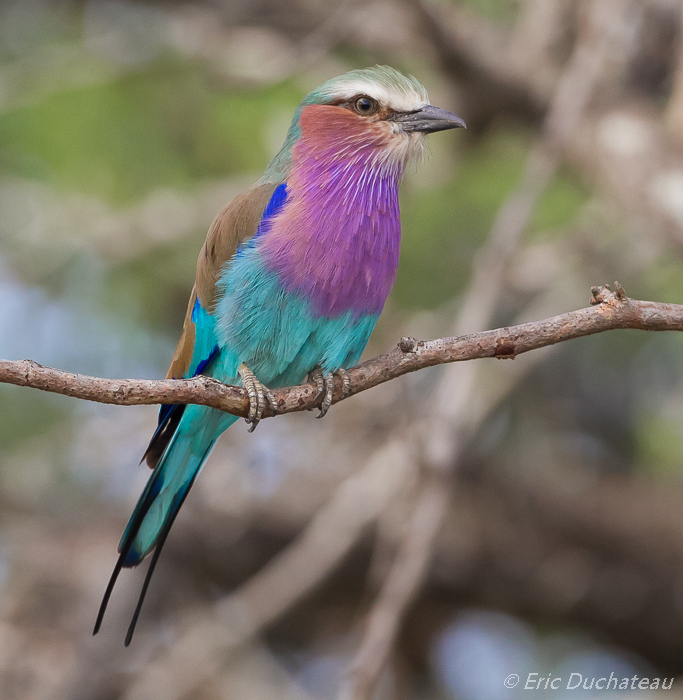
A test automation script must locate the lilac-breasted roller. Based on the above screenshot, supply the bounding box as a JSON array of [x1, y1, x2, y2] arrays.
[[94, 65, 465, 644]]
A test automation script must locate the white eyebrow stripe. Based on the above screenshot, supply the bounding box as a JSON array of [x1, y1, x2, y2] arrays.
[[331, 79, 429, 113]]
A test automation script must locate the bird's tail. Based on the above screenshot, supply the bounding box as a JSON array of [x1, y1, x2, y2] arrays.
[[94, 409, 237, 645]]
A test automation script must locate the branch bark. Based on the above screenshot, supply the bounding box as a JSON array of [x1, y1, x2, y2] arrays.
[[1, 285, 682, 420]]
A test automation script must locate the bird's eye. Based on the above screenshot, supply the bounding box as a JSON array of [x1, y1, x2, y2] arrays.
[[354, 96, 378, 115]]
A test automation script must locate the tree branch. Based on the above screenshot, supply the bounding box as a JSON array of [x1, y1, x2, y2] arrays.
[[1, 285, 682, 421]]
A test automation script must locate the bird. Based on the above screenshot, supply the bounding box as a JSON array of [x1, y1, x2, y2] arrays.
[[93, 65, 465, 645]]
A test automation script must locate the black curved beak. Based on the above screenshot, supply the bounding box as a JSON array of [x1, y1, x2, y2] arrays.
[[391, 105, 466, 134]]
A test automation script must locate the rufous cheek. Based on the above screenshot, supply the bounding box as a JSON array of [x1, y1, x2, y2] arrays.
[[299, 105, 389, 147]]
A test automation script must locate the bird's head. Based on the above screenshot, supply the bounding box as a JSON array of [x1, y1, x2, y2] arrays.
[[267, 66, 465, 180]]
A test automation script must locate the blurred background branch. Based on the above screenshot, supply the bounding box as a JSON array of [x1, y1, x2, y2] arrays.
[[2, 0, 683, 699]]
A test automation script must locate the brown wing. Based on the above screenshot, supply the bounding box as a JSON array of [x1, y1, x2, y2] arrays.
[[166, 182, 278, 381]]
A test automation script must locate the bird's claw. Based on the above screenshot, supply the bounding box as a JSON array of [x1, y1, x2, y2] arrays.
[[238, 364, 277, 432], [339, 367, 351, 397], [310, 367, 351, 419]]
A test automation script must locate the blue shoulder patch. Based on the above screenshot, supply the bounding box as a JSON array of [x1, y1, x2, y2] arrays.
[[257, 182, 288, 237], [236, 183, 288, 258]]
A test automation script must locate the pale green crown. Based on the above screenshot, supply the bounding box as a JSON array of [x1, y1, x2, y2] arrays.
[[304, 65, 429, 111]]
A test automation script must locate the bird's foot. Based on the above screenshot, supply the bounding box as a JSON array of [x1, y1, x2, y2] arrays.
[[238, 364, 277, 432], [309, 367, 351, 419]]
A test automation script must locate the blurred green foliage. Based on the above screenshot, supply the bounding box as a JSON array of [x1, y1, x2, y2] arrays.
[[530, 167, 590, 237], [0, 63, 302, 203], [637, 414, 683, 478], [0, 386, 67, 452], [458, 0, 520, 23], [105, 240, 201, 331]]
